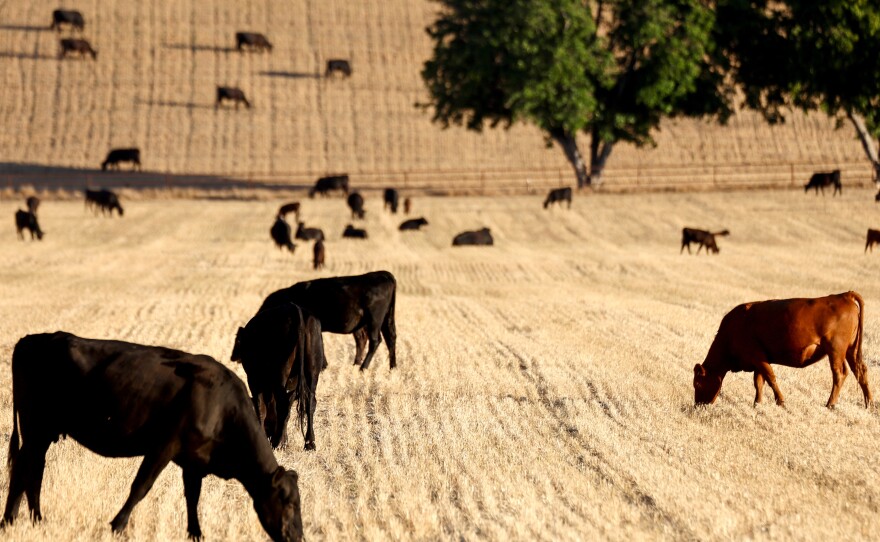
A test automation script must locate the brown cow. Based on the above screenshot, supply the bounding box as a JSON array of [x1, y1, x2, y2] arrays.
[[681, 227, 729, 255], [693, 292, 872, 409], [866, 229, 880, 253]]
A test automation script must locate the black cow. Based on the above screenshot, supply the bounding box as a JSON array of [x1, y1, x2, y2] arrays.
[[804, 170, 842, 196], [25, 196, 39, 215], [543, 187, 572, 209], [384, 188, 399, 214], [295, 222, 324, 241], [101, 148, 140, 171], [14, 210, 43, 241], [231, 304, 326, 450], [216, 86, 251, 109], [256, 271, 397, 371], [236, 32, 272, 52], [343, 224, 367, 239], [84, 189, 124, 217], [313, 240, 325, 270], [51, 9, 84, 32], [681, 227, 729, 254], [308, 175, 349, 198], [278, 202, 300, 219], [1, 332, 304, 542], [452, 228, 493, 246], [59, 38, 96, 60], [347, 192, 365, 219], [271, 216, 296, 253], [399, 217, 428, 231], [325, 59, 352, 77]]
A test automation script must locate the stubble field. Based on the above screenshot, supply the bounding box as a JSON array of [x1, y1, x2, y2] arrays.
[[1, 189, 880, 541]]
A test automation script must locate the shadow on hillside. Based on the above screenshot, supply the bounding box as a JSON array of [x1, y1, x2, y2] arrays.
[[163, 43, 236, 54], [0, 24, 50, 32], [0, 51, 56, 60], [260, 70, 321, 80], [136, 99, 213, 110]]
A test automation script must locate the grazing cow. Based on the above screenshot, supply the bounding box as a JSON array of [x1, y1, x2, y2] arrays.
[[101, 148, 141, 171], [84, 189, 124, 217], [404, 197, 412, 214], [25, 196, 39, 215], [313, 239, 325, 270], [680, 227, 729, 254], [271, 216, 296, 253], [295, 222, 324, 242], [236, 32, 272, 52], [325, 59, 352, 77], [216, 86, 251, 109], [1, 332, 304, 542], [59, 38, 96, 60], [693, 292, 872, 409], [543, 187, 572, 209], [231, 304, 326, 450], [399, 217, 428, 231], [866, 229, 880, 253], [342, 224, 367, 239], [804, 170, 842, 196], [383, 188, 399, 214], [278, 202, 300, 220], [308, 175, 349, 198], [14, 210, 43, 241], [347, 192, 365, 220], [256, 271, 397, 371], [452, 228, 493, 246], [50, 9, 84, 32]]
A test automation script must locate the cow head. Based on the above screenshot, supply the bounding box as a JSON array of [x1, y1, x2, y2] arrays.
[[231, 326, 245, 362], [693, 364, 723, 405], [254, 467, 303, 542]]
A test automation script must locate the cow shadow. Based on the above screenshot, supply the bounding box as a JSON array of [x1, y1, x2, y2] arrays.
[[136, 99, 214, 110], [0, 51, 56, 60], [260, 70, 321, 80], [0, 24, 50, 32], [164, 43, 236, 54]]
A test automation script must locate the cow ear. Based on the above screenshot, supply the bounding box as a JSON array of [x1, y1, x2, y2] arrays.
[[693, 364, 706, 377]]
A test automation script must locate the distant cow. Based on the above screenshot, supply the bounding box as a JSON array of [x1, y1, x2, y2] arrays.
[[84, 189, 124, 217], [231, 304, 326, 450], [14, 210, 43, 241], [271, 216, 296, 253], [399, 217, 428, 231], [804, 170, 842, 196], [347, 192, 365, 219], [681, 227, 729, 254], [452, 228, 493, 246], [313, 239, 325, 270], [383, 188, 399, 213], [101, 148, 140, 171], [59, 38, 96, 59], [295, 222, 324, 241], [236, 32, 272, 52], [256, 271, 397, 371], [308, 175, 349, 198], [543, 187, 572, 209], [278, 202, 300, 219], [342, 224, 367, 239], [216, 86, 250, 109], [404, 197, 412, 214], [50, 9, 84, 32], [25, 196, 39, 215], [325, 59, 352, 77], [693, 292, 871, 409], [1, 332, 304, 541], [866, 229, 880, 253]]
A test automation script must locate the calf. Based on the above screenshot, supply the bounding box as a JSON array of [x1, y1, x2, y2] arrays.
[[804, 170, 842, 196], [101, 148, 140, 171], [256, 270, 397, 371], [25, 196, 39, 215], [236, 32, 272, 52], [680, 227, 728, 254], [347, 192, 365, 219], [278, 202, 300, 220], [14, 210, 43, 241], [216, 86, 251, 109], [866, 229, 880, 253], [693, 292, 871, 409], [313, 239, 325, 270], [308, 175, 349, 198], [231, 304, 326, 450], [59, 38, 96, 60], [51, 9, 84, 32], [295, 222, 324, 241], [383, 188, 399, 213], [543, 187, 572, 209], [271, 216, 296, 253], [399, 217, 428, 231], [343, 224, 367, 239], [1, 332, 304, 541], [84, 189, 124, 217], [325, 59, 352, 77], [452, 228, 493, 246], [404, 197, 412, 214]]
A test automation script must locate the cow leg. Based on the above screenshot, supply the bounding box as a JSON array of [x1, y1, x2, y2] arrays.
[[353, 329, 367, 365], [2, 454, 28, 525], [358, 327, 382, 371], [273, 389, 293, 449], [22, 439, 51, 523], [845, 349, 873, 408], [110, 444, 176, 533], [756, 362, 785, 406], [753, 372, 765, 405], [381, 314, 397, 370], [826, 355, 848, 409], [182, 470, 203, 541]]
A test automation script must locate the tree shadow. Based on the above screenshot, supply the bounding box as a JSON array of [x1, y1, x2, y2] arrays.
[[0, 24, 50, 32], [0, 51, 56, 60], [163, 43, 236, 54], [260, 70, 321, 80], [136, 99, 214, 110]]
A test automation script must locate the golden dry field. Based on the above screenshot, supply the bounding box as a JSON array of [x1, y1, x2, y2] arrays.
[[0, 0, 871, 187], [1, 189, 880, 541]]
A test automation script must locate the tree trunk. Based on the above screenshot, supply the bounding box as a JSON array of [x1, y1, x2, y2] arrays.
[[589, 130, 614, 186], [551, 130, 590, 188], [847, 112, 880, 183]]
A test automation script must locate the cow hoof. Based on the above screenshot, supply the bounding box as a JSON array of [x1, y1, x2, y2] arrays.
[[1, 518, 13, 529], [304, 442, 316, 451], [187, 531, 203, 541]]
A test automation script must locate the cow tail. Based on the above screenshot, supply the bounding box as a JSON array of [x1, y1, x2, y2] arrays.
[[8, 348, 21, 470], [294, 304, 309, 439], [853, 292, 867, 382]]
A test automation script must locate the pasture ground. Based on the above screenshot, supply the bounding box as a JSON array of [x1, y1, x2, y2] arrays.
[[1, 189, 880, 541]]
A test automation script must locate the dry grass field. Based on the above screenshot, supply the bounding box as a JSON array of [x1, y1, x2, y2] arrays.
[[0, 0, 870, 184], [2, 189, 880, 540]]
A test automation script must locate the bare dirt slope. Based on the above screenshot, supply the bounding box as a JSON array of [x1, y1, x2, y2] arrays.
[[0, 0, 868, 182], [1, 190, 880, 540]]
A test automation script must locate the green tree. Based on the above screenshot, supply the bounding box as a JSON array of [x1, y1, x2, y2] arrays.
[[421, 0, 717, 187]]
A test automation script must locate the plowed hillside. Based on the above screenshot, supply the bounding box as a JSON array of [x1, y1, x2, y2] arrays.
[[0, 0, 870, 188]]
